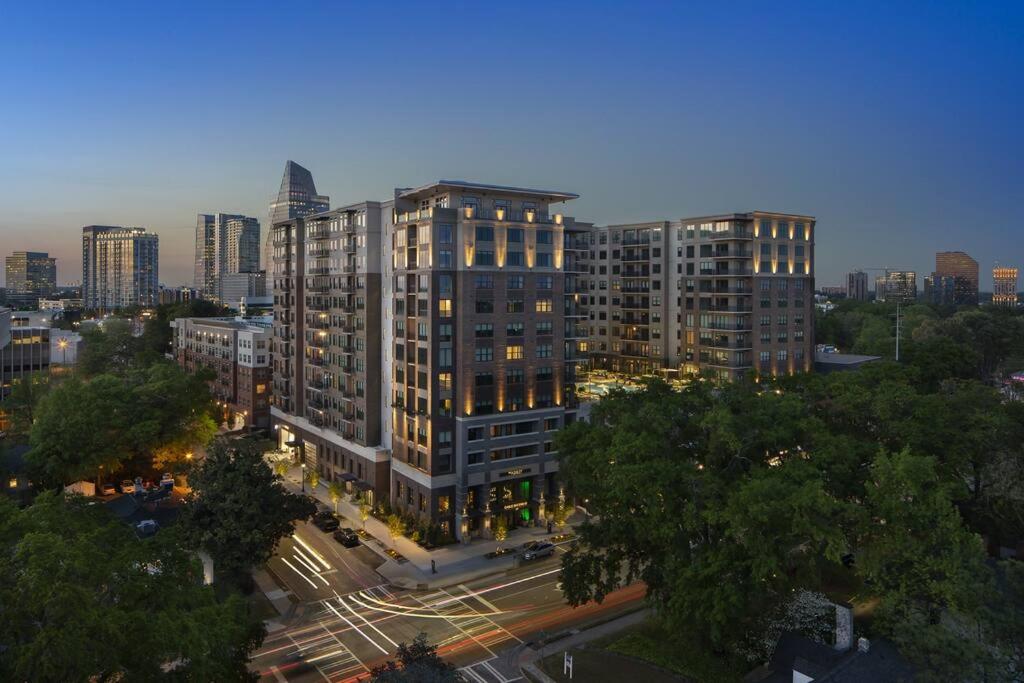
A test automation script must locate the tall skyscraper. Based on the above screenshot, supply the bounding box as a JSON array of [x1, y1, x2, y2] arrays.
[[934, 251, 979, 305], [584, 213, 816, 382], [993, 266, 1018, 307], [263, 161, 330, 271], [846, 270, 869, 301], [270, 180, 583, 542], [4, 251, 56, 308], [875, 271, 917, 303], [194, 213, 260, 300], [81, 226, 159, 310]]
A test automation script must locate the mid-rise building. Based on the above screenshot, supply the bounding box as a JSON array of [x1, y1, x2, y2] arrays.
[[992, 267, 1018, 308], [875, 271, 917, 304], [585, 213, 816, 381], [171, 316, 273, 429], [846, 270, 869, 301], [158, 286, 199, 305], [0, 308, 51, 426], [194, 213, 261, 301], [81, 226, 159, 310], [219, 272, 266, 308], [4, 251, 56, 308], [264, 161, 330, 274], [934, 251, 979, 305], [271, 180, 584, 541]]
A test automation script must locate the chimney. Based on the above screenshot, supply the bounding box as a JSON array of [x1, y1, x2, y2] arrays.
[[834, 602, 853, 651]]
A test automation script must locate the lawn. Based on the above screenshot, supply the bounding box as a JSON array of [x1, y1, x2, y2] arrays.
[[601, 621, 747, 683]]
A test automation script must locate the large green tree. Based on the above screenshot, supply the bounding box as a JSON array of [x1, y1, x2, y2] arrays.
[[180, 437, 315, 583], [369, 634, 463, 682], [0, 492, 264, 681]]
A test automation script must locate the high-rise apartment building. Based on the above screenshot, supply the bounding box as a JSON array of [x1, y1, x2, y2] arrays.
[[81, 226, 159, 310], [194, 213, 260, 301], [875, 271, 917, 304], [846, 270, 869, 301], [264, 161, 330, 273], [993, 267, 1019, 307], [271, 181, 583, 541], [4, 252, 56, 308], [585, 213, 815, 382], [934, 251, 979, 305]]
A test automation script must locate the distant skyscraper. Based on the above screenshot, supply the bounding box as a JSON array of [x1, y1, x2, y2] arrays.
[[4, 251, 56, 308], [263, 161, 329, 269], [875, 271, 917, 303], [934, 251, 979, 305], [81, 226, 159, 310], [993, 267, 1018, 307], [846, 270, 868, 301], [194, 213, 260, 300]]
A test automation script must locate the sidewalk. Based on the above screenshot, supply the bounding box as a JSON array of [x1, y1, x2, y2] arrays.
[[518, 609, 651, 682], [277, 462, 576, 590]]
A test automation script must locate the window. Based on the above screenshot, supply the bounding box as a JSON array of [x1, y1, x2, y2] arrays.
[[438, 224, 453, 244], [777, 350, 789, 361], [439, 299, 452, 317], [536, 321, 553, 335], [507, 275, 524, 289], [476, 226, 494, 242], [506, 251, 524, 266], [439, 323, 453, 342], [507, 228, 523, 243], [438, 348, 452, 367], [535, 253, 552, 267], [536, 344, 552, 358], [536, 366, 553, 380], [506, 322, 525, 337], [474, 274, 493, 289], [438, 250, 453, 268], [506, 368, 524, 384], [476, 300, 493, 314], [475, 323, 493, 338], [438, 372, 452, 390], [537, 275, 553, 289], [476, 250, 495, 266], [535, 298, 553, 313], [474, 346, 493, 362], [468, 427, 485, 441], [507, 298, 525, 313], [506, 345, 524, 360], [475, 371, 494, 386], [537, 230, 553, 244]]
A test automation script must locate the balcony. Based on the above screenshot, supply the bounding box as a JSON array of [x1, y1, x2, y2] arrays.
[[308, 334, 329, 348], [306, 354, 328, 367], [702, 304, 753, 313], [708, 227, 753, 240], [308, 224, 331, 240], [700, 320, 753, 332], [712, 248, 754, 259], [714, 265, 754, 276]]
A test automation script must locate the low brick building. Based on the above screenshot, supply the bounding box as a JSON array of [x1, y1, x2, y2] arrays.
[[170, 316, 272, 430]]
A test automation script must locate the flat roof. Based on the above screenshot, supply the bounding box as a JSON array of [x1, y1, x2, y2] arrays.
[[398, 180, 578, 202]]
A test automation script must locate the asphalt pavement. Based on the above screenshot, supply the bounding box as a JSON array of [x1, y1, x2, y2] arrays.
[[252, 537, 646, 682]]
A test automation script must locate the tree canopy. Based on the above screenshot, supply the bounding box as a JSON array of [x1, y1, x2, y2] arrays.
[[369, 634, 464, 682], [0, 492, 264, 681], [180, 437, 315, 582], [556, 363, 1024, 678]]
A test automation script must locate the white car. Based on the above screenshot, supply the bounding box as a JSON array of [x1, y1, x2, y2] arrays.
[[121, 480, 136, 494]]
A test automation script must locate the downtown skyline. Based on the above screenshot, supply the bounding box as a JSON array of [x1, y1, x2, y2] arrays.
[[1, 1, 1022, 289]]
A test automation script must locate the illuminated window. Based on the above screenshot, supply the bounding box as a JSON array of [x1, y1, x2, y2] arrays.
[[438, 372, 452, 390], [439, 299, 452, 317], [506, 345, 524, 360], [535, 298, 553, 313]]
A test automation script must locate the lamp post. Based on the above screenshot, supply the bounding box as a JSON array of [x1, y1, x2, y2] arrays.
[[57, 338, 69, 366], [301, 462, 306, 493]]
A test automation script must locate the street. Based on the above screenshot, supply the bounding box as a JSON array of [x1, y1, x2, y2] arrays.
[[252, 526, 645, 682]]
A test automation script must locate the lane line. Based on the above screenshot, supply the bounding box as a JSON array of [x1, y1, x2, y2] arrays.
[[324, 599, 390, 655], [294, 533, 332, 570], [337, 595, 399, 649], [280, 557, 319, 589]]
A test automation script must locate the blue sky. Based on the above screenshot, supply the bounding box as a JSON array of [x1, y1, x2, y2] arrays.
[[0, 1, 1021, 288]]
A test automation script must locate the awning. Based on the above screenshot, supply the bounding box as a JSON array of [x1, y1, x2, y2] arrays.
[[339, 473, 358, 482], [285, 439, 302, 447]]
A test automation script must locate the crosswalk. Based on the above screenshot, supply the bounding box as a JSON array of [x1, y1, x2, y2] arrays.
[[459, 656, 523, 683]]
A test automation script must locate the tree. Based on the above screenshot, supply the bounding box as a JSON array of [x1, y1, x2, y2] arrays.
[[328, 481, 345, 514], [77, 318, 142, 376], [180, 437, 316, 583], [305, 467, 320, 491], [272, 458, 290, 478], [369, 633, 463, 682], [3, 371, 52, 439], [492, 517, 508, 550], [386, 513, 405, 548], [358, 493, 372, 530], [0, 492, 264, 681]]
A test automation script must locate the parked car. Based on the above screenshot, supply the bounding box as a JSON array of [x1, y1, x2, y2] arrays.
[[120, 480, 136, 494], [136, 519, 159, 537], [312, 512, 340, 532], [333, 528, 360, 548], [100, 483, 117, 496], [522, 541, 556, 561]]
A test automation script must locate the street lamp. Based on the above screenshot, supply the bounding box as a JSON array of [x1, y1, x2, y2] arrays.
[[57, 338, 69, 365], [301, 462, 307, 493]]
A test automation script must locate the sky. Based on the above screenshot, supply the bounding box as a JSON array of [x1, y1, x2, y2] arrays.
[[0, 1, 1021, 289]]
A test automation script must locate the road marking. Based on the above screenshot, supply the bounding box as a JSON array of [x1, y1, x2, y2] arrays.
[[324, 599, 390, 655], [459, 582, 503, 614], [280, 557, 319, 589], [294, 533, 332, 570], [337, 594, 399, 648], [291, 548, 331, 585]]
